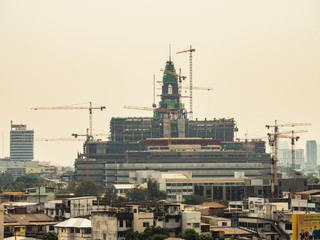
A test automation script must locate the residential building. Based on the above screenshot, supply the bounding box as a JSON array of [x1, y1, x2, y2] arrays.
[[26, 187, 55, 211], [4, 213, 58, 238], [55, 218, 91, 240], [91, 201, 198, 239], [44, 196, 97, 219], [10, 122, 34, 162], [181, 211, 201, 234]]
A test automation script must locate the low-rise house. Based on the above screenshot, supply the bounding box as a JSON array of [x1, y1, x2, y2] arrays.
[[113, 184, 134, 197], [201, 216, 231, 227], [44, 196, 97, 219], [3, 202, 38, 214], [26, 187, 55, 211], [291, 189, 320, 212], [4, 213, 59, 238], [91, 202, 199, 239], [181, 211, 201, 234], [55, 218, 91, 240], [1, 192, 27, 203]]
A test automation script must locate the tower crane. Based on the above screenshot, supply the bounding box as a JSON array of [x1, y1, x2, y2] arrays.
[[176, 45, 196, 120], [124, 104, 175, 145], [31, 102, 106, 137], [266, 120, 311, 198]]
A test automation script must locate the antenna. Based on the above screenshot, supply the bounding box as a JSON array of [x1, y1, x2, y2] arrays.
[[153, 74, 156, 108], [2, 131, 4, 158], [169, 44, 171, 61]]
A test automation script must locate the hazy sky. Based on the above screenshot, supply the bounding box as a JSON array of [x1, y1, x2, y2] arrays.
[[1, 0, 320, 166]]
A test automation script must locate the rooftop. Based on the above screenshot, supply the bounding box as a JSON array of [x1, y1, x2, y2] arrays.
[[201, 202, 226, 208], [4, 214, 57, 226], [55, 218, 91, 228]]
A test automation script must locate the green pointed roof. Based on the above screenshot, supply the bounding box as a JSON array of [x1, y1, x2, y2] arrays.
[[163, 60, 178, 83]]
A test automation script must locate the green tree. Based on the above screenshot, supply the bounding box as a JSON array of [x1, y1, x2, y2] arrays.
[[126, 185, 147, 202], [41, 231, 58, 240], [125, 226, 169, 240], [74, 178, 103, 196], [307, 175, 319, 184], [0, 171, 14, 187], [199, 234, 214, 240], [125, 230, 140, 240], [181, 228, 200, 240], [183, 194, 208, 205], [147, 178, 166, 201]]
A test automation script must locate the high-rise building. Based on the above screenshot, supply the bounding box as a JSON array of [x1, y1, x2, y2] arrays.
[[10, 122, 34, 162], [306, 140, 317, 165]]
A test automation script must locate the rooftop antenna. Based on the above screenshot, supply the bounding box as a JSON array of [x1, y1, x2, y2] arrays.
[[169, 44, 171, 61], [153, 74, 156, 108]]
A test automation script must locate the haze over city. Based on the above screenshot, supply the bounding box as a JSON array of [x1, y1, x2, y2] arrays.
[[1, 0, 320, 165]]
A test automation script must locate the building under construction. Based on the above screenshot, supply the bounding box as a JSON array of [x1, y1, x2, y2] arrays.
[[73, 58, 271, 189]]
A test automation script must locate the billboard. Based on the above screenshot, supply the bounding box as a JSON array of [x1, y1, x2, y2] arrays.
[[293, 213, 320, 240]]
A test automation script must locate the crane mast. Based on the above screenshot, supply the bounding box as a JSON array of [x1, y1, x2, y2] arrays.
[[177, 45, 196, 120]]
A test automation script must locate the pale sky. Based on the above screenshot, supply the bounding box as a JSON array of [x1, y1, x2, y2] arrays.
[[0, 0, 319, 166]]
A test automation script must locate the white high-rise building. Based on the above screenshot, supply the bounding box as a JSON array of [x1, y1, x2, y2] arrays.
[[10, 122, 34, 162], [306, 140, 317, 166]]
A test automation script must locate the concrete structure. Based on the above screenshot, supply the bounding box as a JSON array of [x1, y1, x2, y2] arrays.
[[306, 140, 317, 166], [10, 123, 34, 162], [181, 211, 201, 234], [91, 201, 194, 239], [55, 218, 91, 240], [74, 139, 271, 190], [26, 187, 55, 211], [201, 216, 231, 227], [44, 196, 97, 219]]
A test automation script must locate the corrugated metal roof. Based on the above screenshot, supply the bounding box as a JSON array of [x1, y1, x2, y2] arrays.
[[4, 214, 56, 226], [55, 218, 91, 228]]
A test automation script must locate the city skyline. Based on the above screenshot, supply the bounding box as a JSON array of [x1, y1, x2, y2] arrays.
[[1, 0, 320, 165]]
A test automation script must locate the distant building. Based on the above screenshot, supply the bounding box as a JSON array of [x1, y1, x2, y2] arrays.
[[278, 149, 304, 169], [306, 140, 317, 165], [10, 122, 34, 162]]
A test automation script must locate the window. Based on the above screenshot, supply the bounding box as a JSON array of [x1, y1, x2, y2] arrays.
[[222, 222, 227, 226], [143, 222, 150, 227], [76, 228, 80, 233], [103, 233, 107, 240], [285, 223, 292, 230], [175, 218, 179, 223], [119, 219, 124, 228], [193, 223, 200, 228], [70, 228, 74, 233]]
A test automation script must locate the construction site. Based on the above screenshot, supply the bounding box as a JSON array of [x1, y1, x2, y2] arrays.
[[71, 47, 273, 191], [29, 46, 312, 201]]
